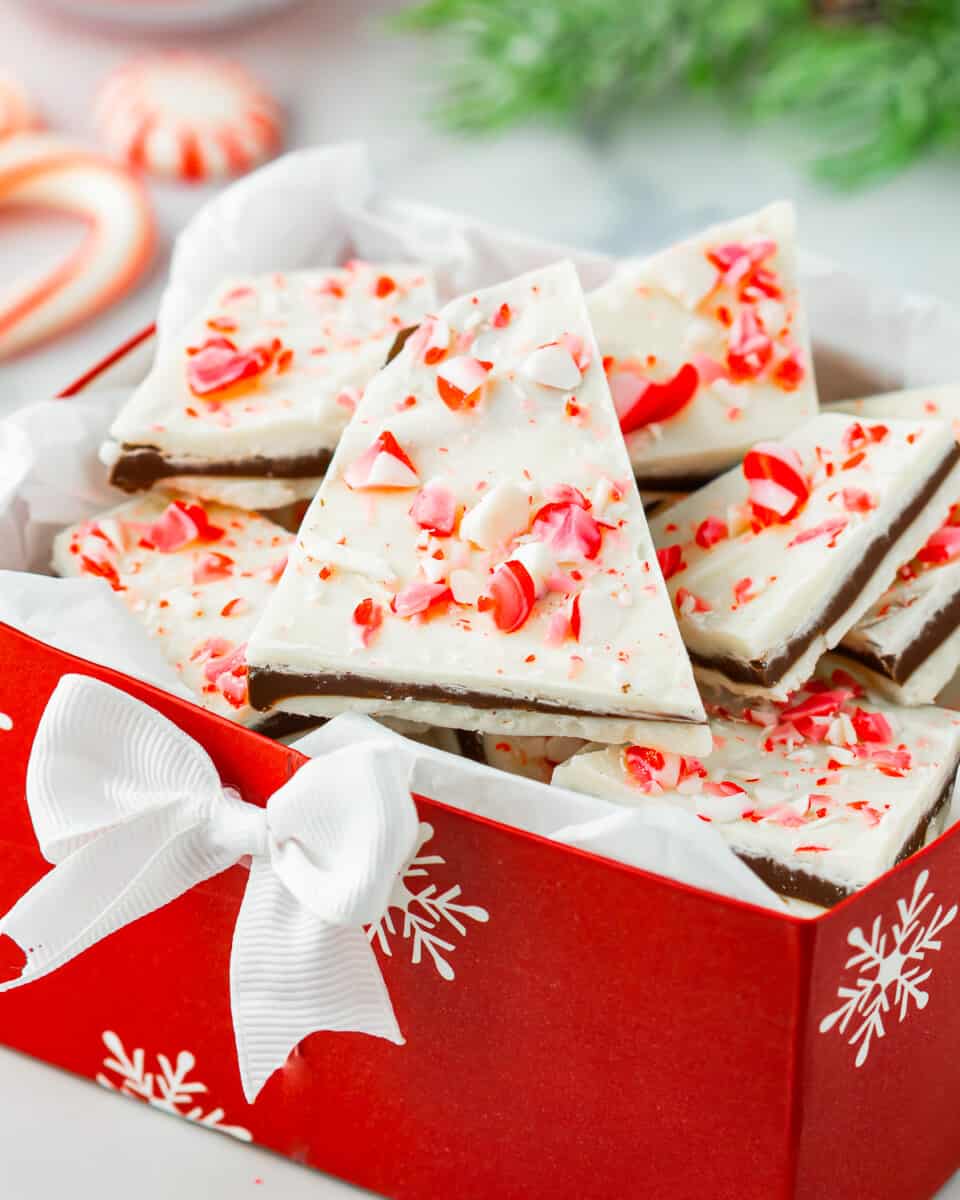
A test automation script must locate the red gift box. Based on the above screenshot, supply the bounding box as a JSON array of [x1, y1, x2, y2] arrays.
[[3, 334, 960, 1200]]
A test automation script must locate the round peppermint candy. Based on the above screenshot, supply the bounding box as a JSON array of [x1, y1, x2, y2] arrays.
[[0, 72, 39, 140], [94, 52, 283, 182]]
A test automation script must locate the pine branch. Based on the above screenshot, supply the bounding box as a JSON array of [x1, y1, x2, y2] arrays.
[[396, 0, 960, 185]]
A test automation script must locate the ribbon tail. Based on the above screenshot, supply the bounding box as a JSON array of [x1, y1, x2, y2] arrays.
[[231, 859, 403, 1105], [0, 806, 232, 991]]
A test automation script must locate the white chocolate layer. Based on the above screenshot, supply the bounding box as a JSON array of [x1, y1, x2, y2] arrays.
[[648, 412, 960, 700], [830, 388, 960, 703], [109, 262, 436, 474], [839, 627, 960, 707], [826, 384, 960, 433], [555, 666, 960, 898], [53, 494, 292, 726], [248, 261, 708, 752], [158, 474, 324, 511], [589, 202, 817, 483]]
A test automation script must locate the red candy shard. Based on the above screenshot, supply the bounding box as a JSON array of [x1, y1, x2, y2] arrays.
[[344, 430, 419, 490], [772, 349, 804, 392], [732, 577, 754, 605], [675, 587, 711, 614], [374, 275, 396, 298], [708, 239, 776, 284], [143, 500, 224, 553], [217, 668, 249, 709], [530, 501, 602, 560], [656, 544, 686, 581], [742, 441, 809, 525], [491, 303, 511, 328], [186, 335, 273, 397], [190, 635, 231, 664], [623, 745, 667, 790], [352, 598, 384, 646], [851, 707, 893, 744], [408, 315, 450, 365], [192, 551, 234, 584], [559, 331, 591, 373], [392, 582, 452, 618], [409, 483, 457, 536], [702, 780, 746, 798], [841, 487, 875, 513], [780, 690, 849, 723], [569, 592, 582, 641], [609, 361, 700, 435], [265, 554, 288, 583], [726, 309, 772, 381], [543, 483, 590, 509], [488, 560, 536, 633], [79, 555, 121, 590], [436, 356, 491, 411], [917, 522, 960, 566], [680, 756, 708, 781], [191, 639, 248, 709], [787, 517, 848, 548], [624, 747, 708, 794], [842, 420, 889, 455], [695, 516, 729, 549]]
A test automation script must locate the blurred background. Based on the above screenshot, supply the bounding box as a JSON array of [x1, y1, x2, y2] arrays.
[[1, 0, 958, 412]]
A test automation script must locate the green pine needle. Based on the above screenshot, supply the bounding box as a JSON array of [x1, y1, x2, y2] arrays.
[[395, 0, 960, 186]]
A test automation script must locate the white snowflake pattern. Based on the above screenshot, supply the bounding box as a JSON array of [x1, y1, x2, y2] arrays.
[[819, 869, 958, 1067], [96, 1030, 252, 1140], [368, 821, 489, 980]]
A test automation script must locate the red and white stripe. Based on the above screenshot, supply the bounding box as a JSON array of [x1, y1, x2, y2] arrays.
[[0, 133, 155, 360], [94, 52, 283, 183]]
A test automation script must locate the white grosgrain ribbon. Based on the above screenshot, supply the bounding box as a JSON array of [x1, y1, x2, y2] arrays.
[[0, 675, 419, 1102]]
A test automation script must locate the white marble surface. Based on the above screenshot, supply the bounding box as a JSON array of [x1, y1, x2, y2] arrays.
[[1, 0, 959, 1196]]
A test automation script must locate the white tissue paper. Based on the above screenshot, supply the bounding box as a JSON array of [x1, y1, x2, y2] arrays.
[[1, 140, 958, 914], [0, 571, 191, 700]]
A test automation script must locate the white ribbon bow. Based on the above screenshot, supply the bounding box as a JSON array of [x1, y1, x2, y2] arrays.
[[0, 675, 420, 1102]]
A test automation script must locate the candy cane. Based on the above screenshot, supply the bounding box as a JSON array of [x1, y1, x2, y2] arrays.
[[0, 134, 155, 360]]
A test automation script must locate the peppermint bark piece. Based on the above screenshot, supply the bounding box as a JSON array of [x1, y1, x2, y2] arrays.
[[554, 665, 960, 906], [589, 203, 816, 492], [829, 388, 960, 703], [455, 733, 586, 784], [106, 262, 436, 509], [247, 261, 709, 751], [648, 412, 960, 701], [53, 495, 295, 731]]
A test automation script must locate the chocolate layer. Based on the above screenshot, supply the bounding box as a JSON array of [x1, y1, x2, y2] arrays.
[[840, 586, 960, 686], [455, 730, 488, 764], [690, 442, 960, 687], [738, 766, 956, 908], [110, 446, 333, 494], [635, 470, 718, 494], [247, 665, 704, 727], [251, 710, 323, 741]]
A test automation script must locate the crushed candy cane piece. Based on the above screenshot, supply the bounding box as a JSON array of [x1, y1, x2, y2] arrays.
[[410, 482, 457, 536], [436, 355, 491, 410], [488, 560, 536, 633], [343, 430, 419, 490]]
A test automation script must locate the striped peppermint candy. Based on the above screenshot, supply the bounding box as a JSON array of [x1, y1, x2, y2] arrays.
[[94, 52, 283, 182]]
